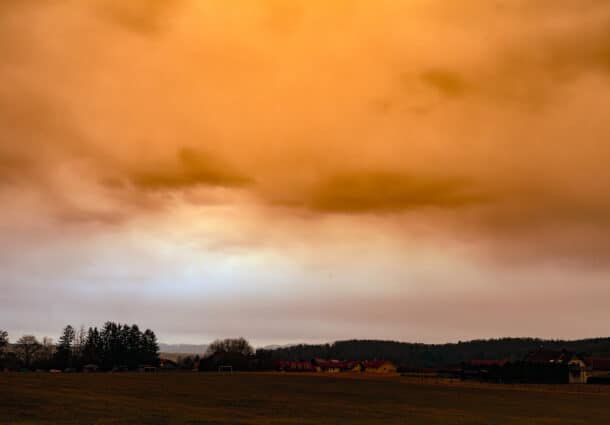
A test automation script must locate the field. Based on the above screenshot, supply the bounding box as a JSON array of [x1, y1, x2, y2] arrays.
[[2, 372, 610, 425]]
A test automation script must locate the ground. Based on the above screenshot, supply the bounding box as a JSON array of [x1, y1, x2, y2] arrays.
[[2, 372, 610, 424]]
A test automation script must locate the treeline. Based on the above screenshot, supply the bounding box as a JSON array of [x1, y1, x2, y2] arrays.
[[198, 337, 610, 372], [257, 338, 610, 369], [0, 322, 159, 371], [4, 330, 610, 372]]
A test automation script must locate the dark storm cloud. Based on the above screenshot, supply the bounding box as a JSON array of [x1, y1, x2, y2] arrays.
[[128, 148, 253, 191], [307, 171, 486, 213]]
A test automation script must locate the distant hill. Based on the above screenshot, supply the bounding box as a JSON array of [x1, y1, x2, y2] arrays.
[[158, 343, 208, 355], [158, 343, 293, 356], [257, 338, 610, 369], [260, 344, 295, 350]]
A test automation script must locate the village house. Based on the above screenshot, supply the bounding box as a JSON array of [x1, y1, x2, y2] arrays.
[[280, 359, 396, 374], [311, 359, 364, 373], [312, 359, 346, 373], [278, 360, 315, 372], [159, 358, 178, 371], [585, 357, 610, 384], [524, 349, 588, 384], [361, 360, 397, 374]]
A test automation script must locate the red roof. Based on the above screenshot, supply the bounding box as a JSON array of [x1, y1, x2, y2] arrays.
[[279, 361, 315, 371], [312, 359, 359, 370], [470, 359, 507, 367], [586, 357, 610, 371]]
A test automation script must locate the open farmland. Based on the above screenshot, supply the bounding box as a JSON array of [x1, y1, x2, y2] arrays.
[[2, 372, 610, 425]]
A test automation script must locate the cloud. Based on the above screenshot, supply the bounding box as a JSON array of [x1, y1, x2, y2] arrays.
[[0, 154, 35, 188], [54, 208, 127, 226], [3, 0, 610, 343], [94, 0, 183, 34], [128, 148, 253, 191], [0, 0, 609, 261], [306, 171, 485, 214], [420, 69, 469, 98], [403, 1, 610, 105]]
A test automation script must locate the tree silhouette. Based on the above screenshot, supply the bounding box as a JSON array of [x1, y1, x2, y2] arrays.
[[142, 329, 160, 365], [0, 330, 7, 352], [200, 338, 254, 371], [55, 325, 76, 368], [83, 327, 102, 365], [207, 337, 254, 357], [76, 322, 160, 370]]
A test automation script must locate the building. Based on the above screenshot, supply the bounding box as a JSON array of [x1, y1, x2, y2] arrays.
[[585, 357, 610, 384], [361, 360, 397, 374], [312, 359, 363, 373], [159, 358, 178, 370], [585, 357, 610, 373], [278, 360, 315, 372], [277, 358, 396, 374], [312, 359, 345, 373], [524, 349, 587, 384]]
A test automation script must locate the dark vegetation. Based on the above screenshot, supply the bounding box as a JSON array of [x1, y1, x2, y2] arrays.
[[2, 372, 610, 425], [0, 323, 159, 371], [257, 338, 610, 369], [474, 362, 572, 384], [4, 326, 610, 373], [198, 337, 255, 371]]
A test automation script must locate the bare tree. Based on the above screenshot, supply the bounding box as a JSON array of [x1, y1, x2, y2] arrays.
[[206, 337, 254, 357], [16, 335, 41, 368], [74, 325, 86, 358], [40, 337, 55, 363]]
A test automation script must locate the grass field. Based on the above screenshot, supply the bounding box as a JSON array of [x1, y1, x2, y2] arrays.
[[2, 372, 610, 425]]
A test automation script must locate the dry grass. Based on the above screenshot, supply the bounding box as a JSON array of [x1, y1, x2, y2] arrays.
[[2, 372, 610, 425]]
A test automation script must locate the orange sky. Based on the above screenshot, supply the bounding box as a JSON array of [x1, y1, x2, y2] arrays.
[[1, 0, 610, 344]]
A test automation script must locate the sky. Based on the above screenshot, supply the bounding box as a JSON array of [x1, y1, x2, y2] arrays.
[[1, 0, 610, 346]]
